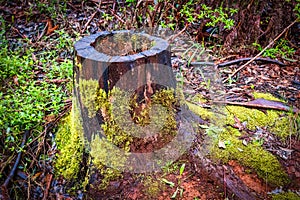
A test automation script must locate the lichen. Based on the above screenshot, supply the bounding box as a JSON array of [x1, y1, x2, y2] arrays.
[[54, 98, 84, 179], [75, 57, 82, 70]]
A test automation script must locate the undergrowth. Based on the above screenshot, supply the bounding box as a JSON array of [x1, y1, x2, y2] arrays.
[[0, 15, 74, 181]]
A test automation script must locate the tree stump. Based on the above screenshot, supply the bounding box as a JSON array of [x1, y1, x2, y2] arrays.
[[74, 30, 177, 141]]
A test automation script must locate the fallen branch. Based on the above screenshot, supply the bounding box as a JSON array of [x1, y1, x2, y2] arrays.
[[11, 27, 28, 40], [217, 57, 286, 68], [1, 130, 30, 200], [213, 98, 299, 113], [223, 19, 298, 83]]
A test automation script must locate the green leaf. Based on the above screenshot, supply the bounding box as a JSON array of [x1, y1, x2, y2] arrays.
[[171, 187, 179, 198], [161, 178, 175, 187], [179, 163, 185, 176]]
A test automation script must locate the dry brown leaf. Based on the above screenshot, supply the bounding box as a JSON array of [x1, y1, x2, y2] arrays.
[[13, 75, 19, 86], [46, 18, 59, 35]]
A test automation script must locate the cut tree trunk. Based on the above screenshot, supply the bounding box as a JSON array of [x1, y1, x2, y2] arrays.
[[74, 30, 176, 141]]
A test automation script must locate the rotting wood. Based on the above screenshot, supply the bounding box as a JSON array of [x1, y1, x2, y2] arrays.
[[213, 98, 299, 113]]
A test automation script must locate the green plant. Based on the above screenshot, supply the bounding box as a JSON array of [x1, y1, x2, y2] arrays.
[[0, 15, 73, 184], [162, 161, 179, 175], [117, 0, 237, 33], [253, 39, 295, 59], [199, 4, 237, 30], [37, 0, 67, 19], [161, 162, 187, 199]]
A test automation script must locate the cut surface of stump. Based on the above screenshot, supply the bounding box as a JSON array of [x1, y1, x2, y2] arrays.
[[74, 30, 175, 94]]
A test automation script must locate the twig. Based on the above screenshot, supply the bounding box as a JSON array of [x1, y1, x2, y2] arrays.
[[11, 27, 28, 40], [42, 174, 53, 200], [3, 130, 29, 187], [36, 21, 48, 42], [167, 24, 188, 42], [217, 57, 286, 68], [223, 165, 227, 199], [109, 8, 125, 24], [1, 130, 30, 200], [81, 10, 98, 34], [223, 19, 298, 83]]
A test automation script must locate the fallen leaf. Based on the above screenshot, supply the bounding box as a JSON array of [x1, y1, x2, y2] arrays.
[[13, 75, 19, 86], [242, 139, 248, 146], [237, 147, 243, 152], [218, 140, 226, 149], [278, 146, 294, 160], [46, 18, 59, 35], [32, 172, 43, 180], [233, 116, 244, 130]]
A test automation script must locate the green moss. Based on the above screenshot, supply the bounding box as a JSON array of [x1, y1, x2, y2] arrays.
[[79, 79, 98, 118], [226, 105, 272, 129], [210, 127, 289, 186], [89, 87, 179, 189], [225, 105, 296, 139], [152, 88, 178, 135], [54, 98, 84, 179], [89, 134, 125, 189], [185, 93, 226, 123], [143, 175, 164, 198], [272, 192, 300, 200], [253, 92, 285, 102], [186, 101, 215, 120], [187, 92, 295, 187]]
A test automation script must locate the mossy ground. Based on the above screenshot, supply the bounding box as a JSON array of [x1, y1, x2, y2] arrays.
[[54, 98, 84, 180], [55, 89, 298, 194], [187, 92, 299, 187], [271, 192, 300, 200], [142, 175, 165, 198]]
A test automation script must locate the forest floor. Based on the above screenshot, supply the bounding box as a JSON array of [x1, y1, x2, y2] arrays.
[[0, 1, 300, 200]]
